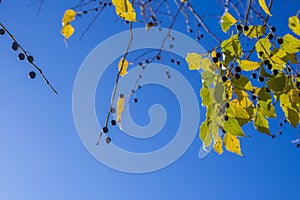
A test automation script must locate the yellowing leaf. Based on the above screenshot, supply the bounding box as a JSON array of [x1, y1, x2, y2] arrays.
[[224, 132, 243, 156], [221, 11, 237, 32], [118, 58, 129, 76], [255, 38, 271, 60], [112, 0, 136, 22], [224, 117, 245, 136], [61, 24, 75, 40], [254, 112, 271, 135], [258, 0, 272, 16], [281, 34, 300, 54], [240, 60, 260, 71], [221, 34, 242, 61], [214, 137, 223, 155], [200, 84, 211, 106], [288, 14, 300, 36], [243, 25, 266, 38], [117, 94, 125, 123], [62, 9, 76, 26]]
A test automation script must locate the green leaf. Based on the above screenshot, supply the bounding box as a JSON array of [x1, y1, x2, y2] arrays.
[[243, 25, 266, 38], [214, 82, 225, 103], [281, 34, 300, 54], [221, 12, 237, 32], [258, 0, 272, 16], [221, 34, 242, 61], [232, 75, 253, 91], [267, 75, 286, 92], [240, 60, 260, 71], [224, 117, 245, 136], [288, 14, 300, 36], [254, 112, 271, 135], [200, 121, 212, 147], [255, 38, 271, 60]]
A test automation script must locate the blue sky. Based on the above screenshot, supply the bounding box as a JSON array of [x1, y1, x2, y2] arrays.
[[0, 0, 300, 199]]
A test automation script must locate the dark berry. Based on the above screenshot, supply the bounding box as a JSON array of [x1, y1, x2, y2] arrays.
[[222, 76, 227, 82], [264, 60, 270, 65], [252, 95, 257, 100], [284, 119, 287, 123], [222, 129, 226, 133], [267, 63, 273, 70], [105, 137, 111, 144], [235, 73, 240, 79], [176, 61, 180, 65], [251, 73, 257, 79], [273, 69, 278, 75], [212, 57, 218, 63], [18, 53, 25, 60], [278, 38, 283, 44], [271, 26, 276, 32], [266, 87, 271, 93], [134, 98, 138, 103], [103, 127, 109, 133], [244, 26, 249, 31], [111, 120, 116, 126], [259, 51, 264, 57], [170, 59, 175, 63], [120, 93, 124, 98], [235, 66, 241, 72], [296, 143, 300, 148], [216, 52, 222, 58], [225, 102, 230, 108], [27, 55, 34, 63], [279, 123, 283, 127], [28, 71, 36, 79], [268, 33, 274, 40], [224, 115, 229, 121], [237, 24, 242, 31], [12, 42, 18, 51], [156, 55, 161, 60], [0, 29, 5, 35], [258, 76, 265, 82]]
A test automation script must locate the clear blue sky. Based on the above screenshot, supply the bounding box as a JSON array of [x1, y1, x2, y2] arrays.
[[0, 0, 299, 199]]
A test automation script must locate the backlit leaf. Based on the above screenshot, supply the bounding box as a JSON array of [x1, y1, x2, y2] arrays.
[[224, 117, 245, 136], [221, 11, 237, 32], [281, 34, 300, 54], [200, 121, 212, 147], [232, 75, 253, 91], [240, 60, 260, 71], [117, 94, 125, 123], [254, 112, 271, 135], [243, 25, 266, 38], [61, 24, 75, 40], [118, 58, 129, 76], [258, 0, 272, 16], [221, 34, 242, 61], [288, 14, 300, 36], [255, 38, 271, 60], [214, 137, 223, 155], [62, 9, 76, 26], [224, 132, 243, 156], [112, 0, 136, 22]]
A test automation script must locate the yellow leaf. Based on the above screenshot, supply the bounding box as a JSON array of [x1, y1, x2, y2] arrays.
[[221, 11, 237, 32], [62, 9, 76, 26], [186, 53, 212, 71], [118, 58, 129, 76], [240, 60, 260, 71], [255, 38, 271, 60], [288, 14, 300, 36], [61, 24, 75, 40], [281, 34, 300, 54], [243, 25, 266, 38], [200, 121, 212, 148], [224, 132, 243, 156], [112, 0, 136, 22], [117, 94, 125, 123], [214, 137, 223, 155], [258, 0, 272, 16]]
